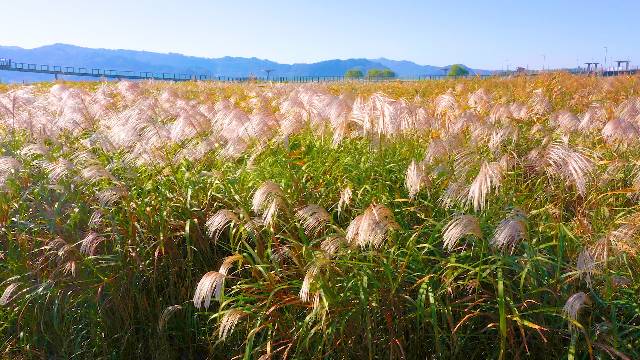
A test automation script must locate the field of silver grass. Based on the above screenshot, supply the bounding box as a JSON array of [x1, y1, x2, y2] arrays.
[[0, 74, 639, 359]]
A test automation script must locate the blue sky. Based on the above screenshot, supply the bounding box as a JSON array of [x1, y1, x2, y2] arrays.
[[1, 0, 639, 69]]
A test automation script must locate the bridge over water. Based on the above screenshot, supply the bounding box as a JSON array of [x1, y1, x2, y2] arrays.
[[0, 58, 214, 81]]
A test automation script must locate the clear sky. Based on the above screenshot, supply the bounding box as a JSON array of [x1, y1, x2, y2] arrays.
[[1, 0, 639, 69]]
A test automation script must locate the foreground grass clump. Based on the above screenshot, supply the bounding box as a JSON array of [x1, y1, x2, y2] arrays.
[[0, 74, 639, 359]]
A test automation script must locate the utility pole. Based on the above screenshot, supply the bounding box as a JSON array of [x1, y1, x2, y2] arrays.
[[604, 46, 608, 68], [264, 69, 274, 81], [542, 54, 546, 71]]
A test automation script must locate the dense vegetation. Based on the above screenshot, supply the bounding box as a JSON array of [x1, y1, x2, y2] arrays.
[[344, 68, 364, 79], [0, 74, 639, 359], [367, 68, 397, 79], [447, 64, 470, 77]]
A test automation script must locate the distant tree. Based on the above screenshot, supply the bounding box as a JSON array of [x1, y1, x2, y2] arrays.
[[447, 64, 470, 76], [367, 69, 396, 79], [345, 68, 364, 79], [381, 69, 396, 78], [367, 68, 395, 79], [367, 69, 384, 78]]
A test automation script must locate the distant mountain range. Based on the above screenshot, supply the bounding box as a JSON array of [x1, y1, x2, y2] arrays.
[[0, 43, 492, 82]]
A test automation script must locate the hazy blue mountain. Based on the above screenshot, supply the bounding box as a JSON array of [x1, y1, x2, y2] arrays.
[[0, 43, 491, 82], [375, 58, 490, 77], [375, 58, 445, 77]]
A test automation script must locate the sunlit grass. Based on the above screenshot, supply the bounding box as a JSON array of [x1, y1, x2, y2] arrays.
[[0, 74, 639, 359]]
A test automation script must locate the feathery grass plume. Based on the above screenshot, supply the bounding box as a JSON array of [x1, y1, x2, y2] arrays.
[[219, 254, 243, 276], [490, 209, 527, 254], [524, 146, 545, 173], [467, 161, 503, 211], [80, 164, 115, 183], [46, 239, 79, 277], [351, 92, 414, 138], [0, 283, 20, 306], [280, 108, 306, 138], [449, 111, 480, 133], [174, 137, 218, 163], [434, 89, 460, 121], [423, 138, 449, 164], [0, 156, 21, 175], [612, 276, 631, 288], [271, 242, 291, 262], [489, 104, 513, 124], [345, 215, 364, 244], [405, 159, 429, 199], [42, 158, 74, 183], [589, 237, 610, 266], [338, 186, 352, 214], [300, 263, 321, 302], [205, 209, 240, 240], [578, 103, 607, 132], [115, 81, 141, 103], [468, 88, 491, 112], [169, 105, 211, 142], [442, 214, 483, 251], [218, 137, 248, 160], [543, 142, 594, 196], [88, 210, 103, 229], [213, 106, 251, 141], [243, 111, 279, 143], [550, 110, 580, 133], [80, 231, 105, 256], [596, 159, 625, 189], [82, 133, 116, 152], [528, 89, 552, 116], [42, 238, 78, 274], [498, 153, 515, 172], [279, 94, 307, 131], [63, 260, 77, 277], [295, 204, 331, 236], [530, 123, 547, 136], [453, 147, 482, 179], [96, 186, 128, 207], [614, 96, 640, 120], [20, 143, 49, 157], [576, 248, 597, 287], [440, 180, 469, 209], [601, 118, 640, 147], [563, 292, 590, 328], [252, 181, 285, 225], [605, 220, 640, 257], [219, 309, 246, 341], [158, 305, 182, 332], [193, 271, 225, 309], [71, 150, 100, 166], [320, 235, 345, 257], [346, 204, 398, 248], [509, 102, 529, 119], [488, 125, 517, 153]]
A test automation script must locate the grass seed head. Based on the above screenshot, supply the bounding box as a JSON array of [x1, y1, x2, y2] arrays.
[[442, 214, 482, 252], [295, 204, 331, 236], [193, 271, 225, 309], [490, 209, 527, 254]]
